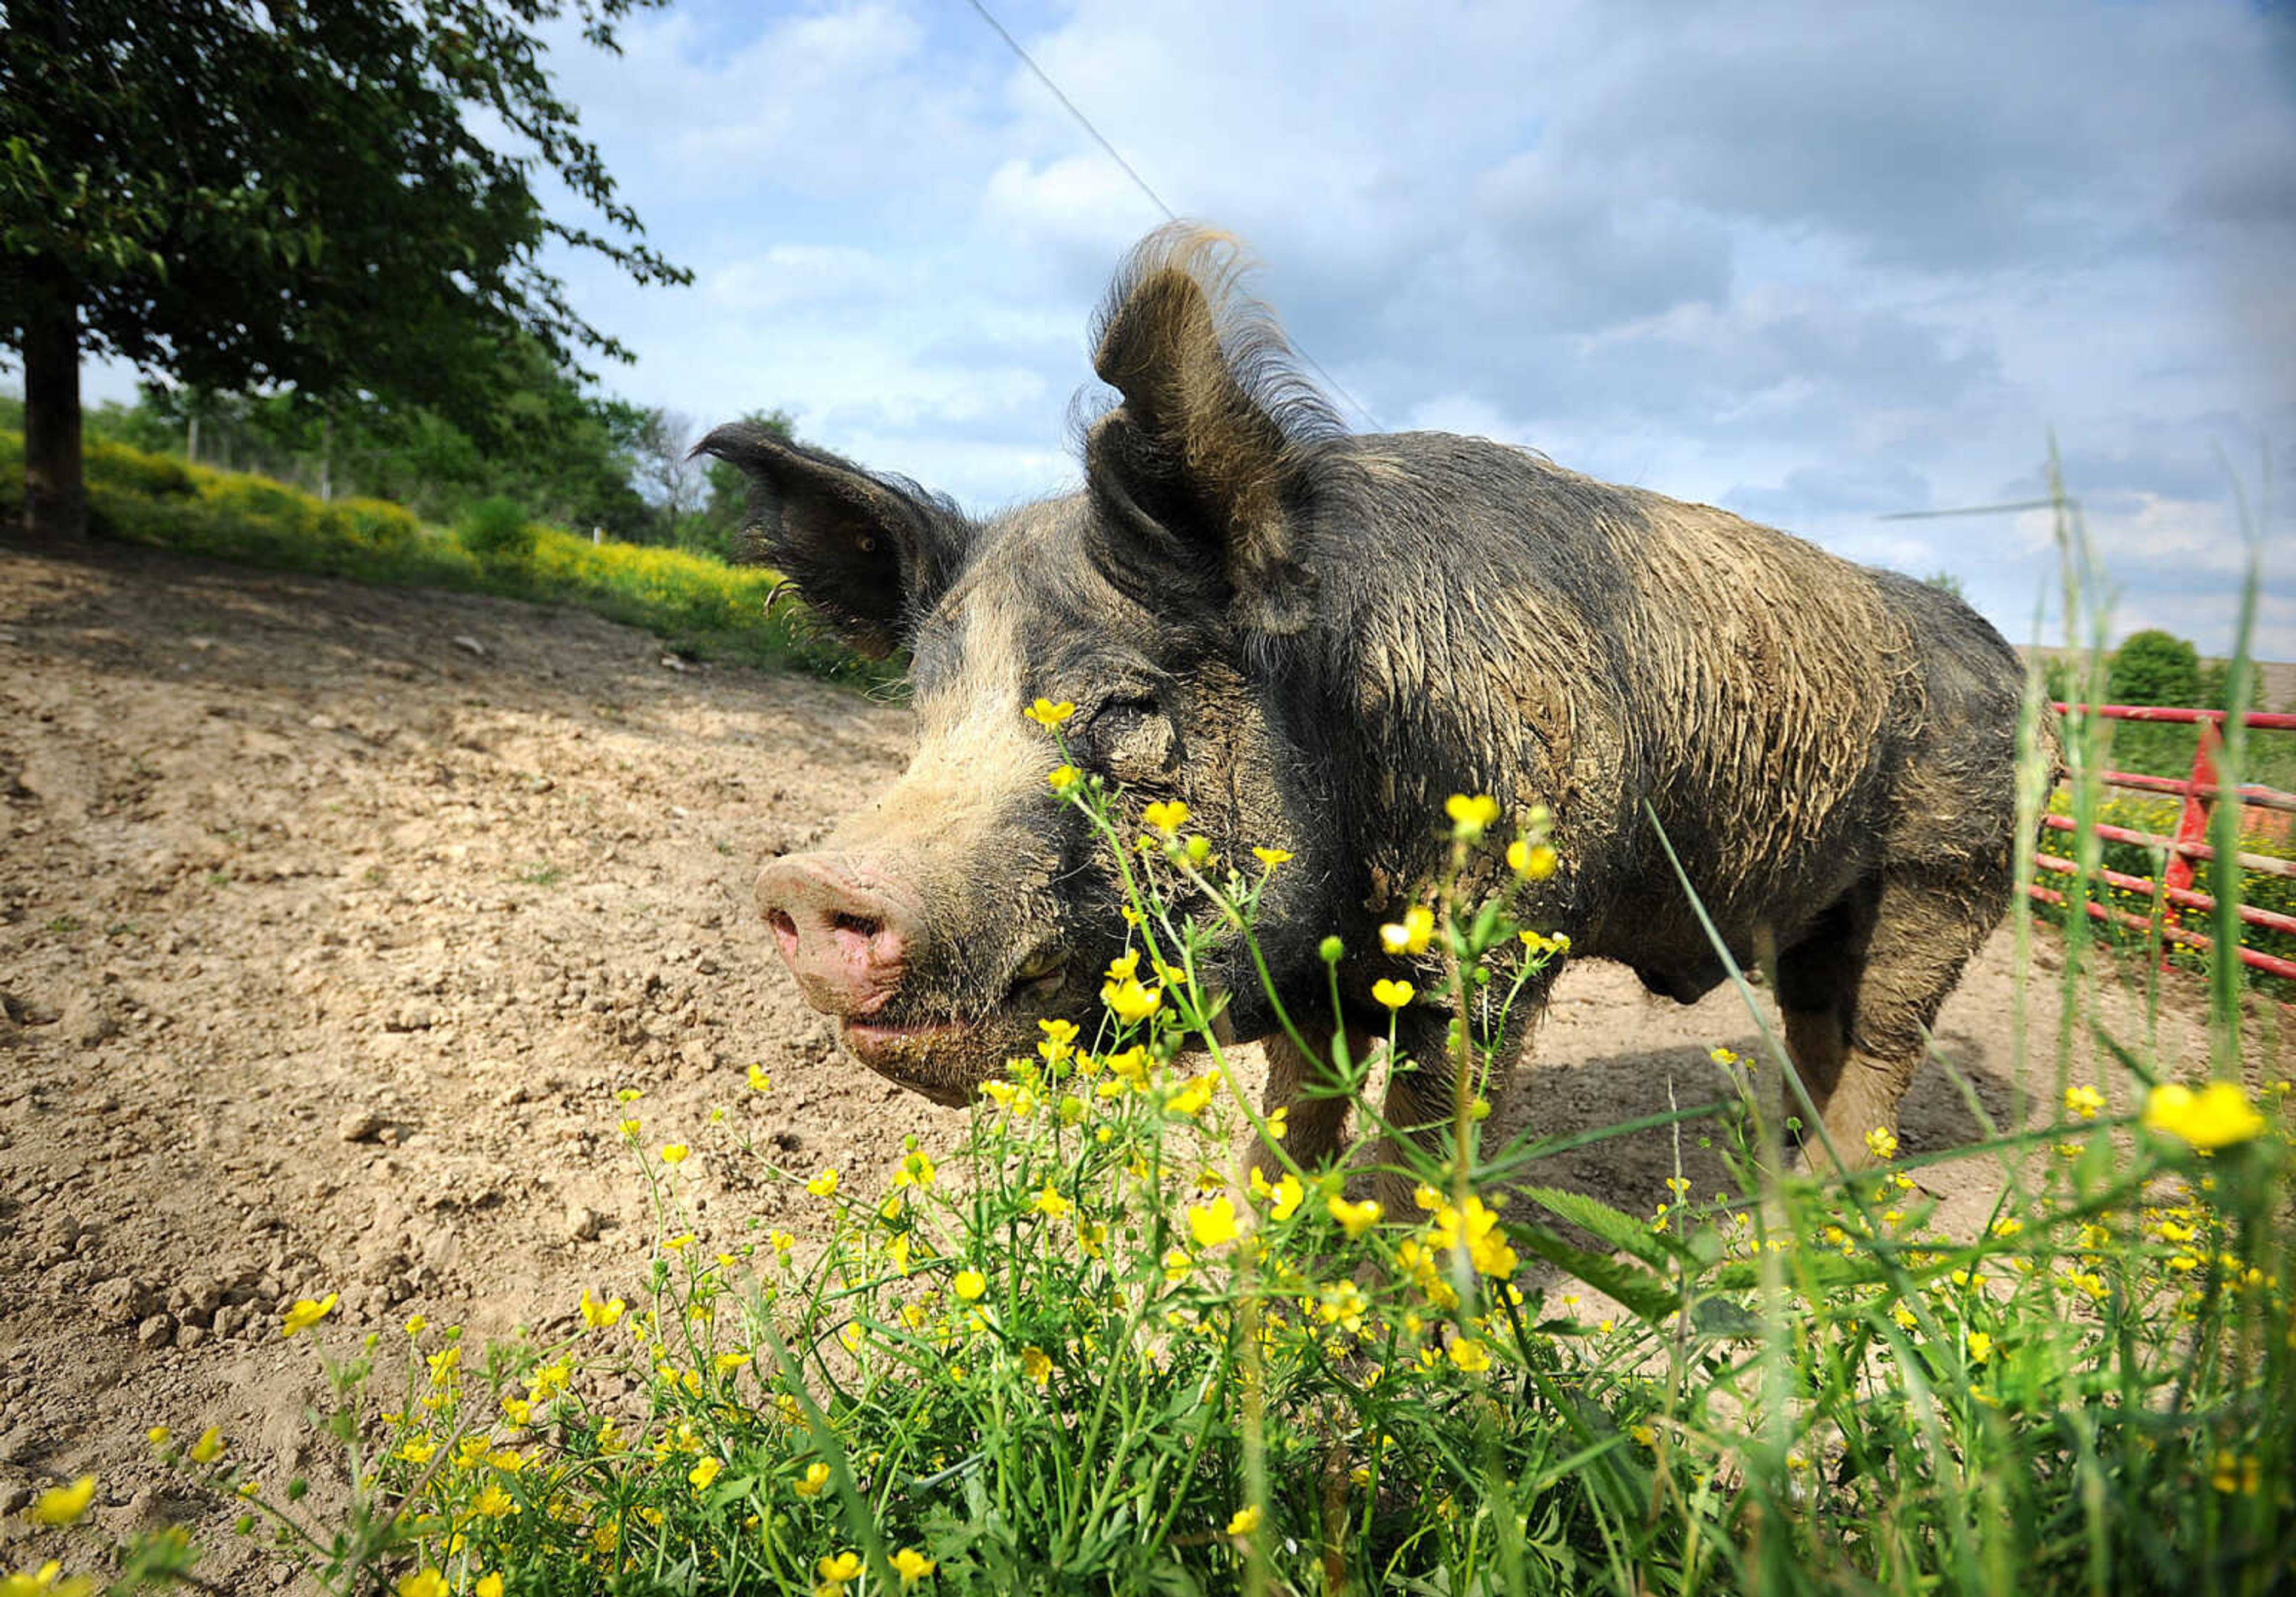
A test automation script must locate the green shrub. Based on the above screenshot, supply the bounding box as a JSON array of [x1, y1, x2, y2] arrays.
[[457, 495, 536, 566], [322, 496, 420, 556]]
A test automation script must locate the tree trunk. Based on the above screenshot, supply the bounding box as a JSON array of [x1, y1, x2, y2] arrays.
[[21, 293, 87, 542]]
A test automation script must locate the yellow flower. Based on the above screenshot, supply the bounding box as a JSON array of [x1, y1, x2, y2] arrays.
[[618, 1117, 642, 1140], [1430, 1193, 1518, 1277], [1267, 1172, 1305, 1221], [747, 1062, 773, 1093], [1226, 1504, 1263, 1535], [1892, 1303, 1919, 1330], [1327, 1195, 1384, 1237], [892, 1547, 937, 1584], [281, 1293, 338, 1338], [1048, 764, 1082, 793], [951, 1269, 988, 1304], [2143, 1082, 2266, 1150], [403, 1314, 428, 1338], [817, 1550, 864, 1584], [1445, 792, 1500, 837], [29, 1477, 96, 1527], [1252, 846, 1292, 869], [1024, 698, 1077, 728], [476, 1578, 505, 1597], [1508, 838, 1559, 880], [1967, 1330, 1993, 1364], [663, 1232, 694, 1251], [686, 1455, 723, 1491], [1031, 1183, 1073, 1220], [1371, 978, 1415, 1010], [1167, 1073, 1216, 1117], [146, 1426, 170, 1448], [1142, 798, 1190, 834], [1379, 904, 1435, 955], [1188, 1196, 1240, 1250], [807, 1168, 841, 1198], [1101, 976, 1163, 1023], [1864, 1126, 1898, 1161], [473, 1482, 517, 1517], [796, 1462, 833, 1498], [1162, 1247, 1194, 1283], [1448, 1338, 1492, 1373], [396, 1572, 447, 1597], [660, 1143, 689, 1165], [1019, 1345, 1054, 1388], [2064, 1084, 2105, 1120]]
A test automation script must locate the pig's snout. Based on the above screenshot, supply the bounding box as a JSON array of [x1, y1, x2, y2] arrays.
[[755, 856, 924, 1019]]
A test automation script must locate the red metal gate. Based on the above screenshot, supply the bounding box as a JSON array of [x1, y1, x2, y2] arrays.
[[2032, 703, 2296, 981]]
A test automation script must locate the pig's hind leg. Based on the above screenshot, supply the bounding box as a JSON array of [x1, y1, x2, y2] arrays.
[[1775, 865, 1999, 1169]]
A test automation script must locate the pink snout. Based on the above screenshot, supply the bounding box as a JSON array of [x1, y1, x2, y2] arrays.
[[755, 854, 923, 1019]]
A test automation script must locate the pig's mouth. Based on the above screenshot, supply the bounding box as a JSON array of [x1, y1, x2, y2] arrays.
[[833, 942, 1073, 1107]]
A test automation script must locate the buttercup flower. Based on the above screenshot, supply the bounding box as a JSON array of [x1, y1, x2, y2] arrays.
[[1445, 792, 1500, 838], [1864, 1127, 1898, 1161], [1188, 1196, 1240, 1250], [807, 1169, 841, 1198], [747, 1063, 773, 1093], [1252, 846, 1292, 869], [951, 1269, 988, 1304], [29, 1477, 96, 1527], [1142, 799, 1189, 834], [1102, 976, 1163, 1024], [2064, 1084, 2105, 1120], [1328, 1195, 1384, 1237], [1371, 979, 1415, 1010], [1379, 904, 1435, 955], [1019, 1346, 1054, 1388], [659, 1143, 689, 1165], [893, 1547, 937, 1584], [2143, 1082, 2266, 1150], [1448, 1339, 1492, 1373], [1023, 698, 1076, 728], [795, 1462, 833, 1498], [1508, 838, 1559, 879], [281, 1293, 338, 1338], [1226, 1504, 1263, 1535]]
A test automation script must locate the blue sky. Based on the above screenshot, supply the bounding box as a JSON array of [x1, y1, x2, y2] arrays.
[[90, 0, 2296, 658]]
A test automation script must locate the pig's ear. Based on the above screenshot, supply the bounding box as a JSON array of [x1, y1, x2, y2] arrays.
[[1085, 226, 1339, 634], [693, 423, 972, 658]]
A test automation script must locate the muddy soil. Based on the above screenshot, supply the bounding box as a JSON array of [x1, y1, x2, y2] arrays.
[[1, 539, 2282, 1586]]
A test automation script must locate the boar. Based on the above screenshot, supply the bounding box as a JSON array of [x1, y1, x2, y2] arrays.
[[704, 225, 2031, 1193]]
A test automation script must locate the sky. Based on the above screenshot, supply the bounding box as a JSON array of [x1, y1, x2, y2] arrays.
[[88, 0, 2296, 658]]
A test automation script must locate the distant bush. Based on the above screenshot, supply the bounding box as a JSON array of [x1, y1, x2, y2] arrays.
[[322, 496, 421, 557], [456, 496, 536, 566]]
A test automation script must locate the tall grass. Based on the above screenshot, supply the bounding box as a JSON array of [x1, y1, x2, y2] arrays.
[[10, 476, 2289, 1597]]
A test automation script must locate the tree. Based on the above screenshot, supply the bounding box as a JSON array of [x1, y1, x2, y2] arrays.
[[1, 0, 688, 541], [633, 407, 706, 546], [2106, 629, 2202, 708]]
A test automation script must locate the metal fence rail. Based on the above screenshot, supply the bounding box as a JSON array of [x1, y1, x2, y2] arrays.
[[2036, 701, 2296, 982]]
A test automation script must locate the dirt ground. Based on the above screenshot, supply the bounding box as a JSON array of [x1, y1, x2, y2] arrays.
[[1, 539, 2284, 1586]]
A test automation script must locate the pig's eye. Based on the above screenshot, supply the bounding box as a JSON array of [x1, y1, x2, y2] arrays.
[[1083, 698, 1175, 780]]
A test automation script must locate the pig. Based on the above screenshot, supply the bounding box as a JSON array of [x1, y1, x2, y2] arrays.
[[703, 224, 2033, 1193]]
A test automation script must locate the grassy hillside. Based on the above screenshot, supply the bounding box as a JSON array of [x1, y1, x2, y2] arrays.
[[0, 432, 879, 684]]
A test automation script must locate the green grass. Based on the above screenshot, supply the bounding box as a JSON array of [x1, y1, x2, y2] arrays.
[[0, 431, 884, 686]]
